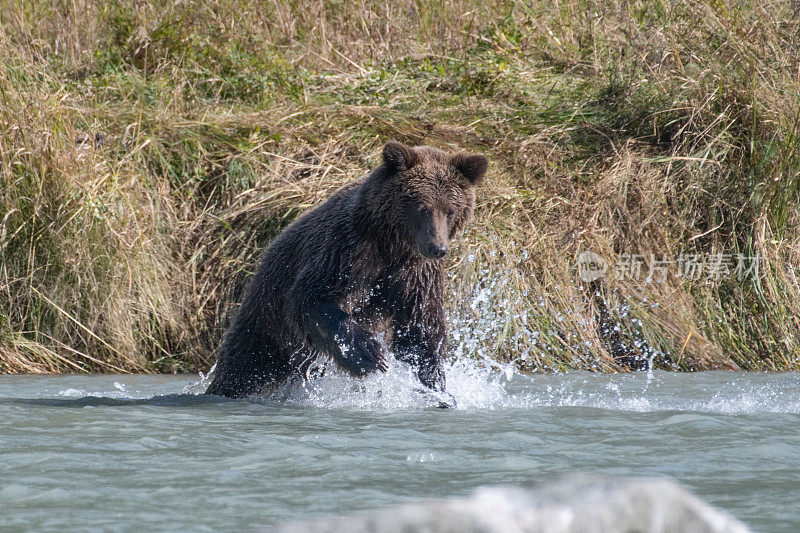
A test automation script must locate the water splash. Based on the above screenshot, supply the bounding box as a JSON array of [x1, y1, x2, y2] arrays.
[[182, 364, 215, 395], [42, 367, 800, 415], [253, 357, 800, 413], [262, 356, 517, 411]]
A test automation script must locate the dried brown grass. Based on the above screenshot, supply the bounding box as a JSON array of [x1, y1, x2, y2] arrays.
[[1, 0, 799, 373]]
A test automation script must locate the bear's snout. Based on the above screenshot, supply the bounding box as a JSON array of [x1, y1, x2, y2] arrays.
[[426, 242, 448, 259], [415, 208, 450, 260]]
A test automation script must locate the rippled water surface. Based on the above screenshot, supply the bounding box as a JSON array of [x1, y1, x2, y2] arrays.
[[1, 366, 799, 532]]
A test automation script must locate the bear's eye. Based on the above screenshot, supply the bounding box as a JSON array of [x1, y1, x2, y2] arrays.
[[417, 205, 428, 214], [447, 209, 455, 218]]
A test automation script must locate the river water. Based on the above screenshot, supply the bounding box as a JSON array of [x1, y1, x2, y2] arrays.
[[1, 363, 798, 532]]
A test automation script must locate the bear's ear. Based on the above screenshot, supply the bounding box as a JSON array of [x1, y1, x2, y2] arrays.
[[452, 153, 488, 185], [382, 141, 418, 174]]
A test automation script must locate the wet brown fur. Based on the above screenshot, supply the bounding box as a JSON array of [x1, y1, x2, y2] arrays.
[[205, 141, 487, 398]]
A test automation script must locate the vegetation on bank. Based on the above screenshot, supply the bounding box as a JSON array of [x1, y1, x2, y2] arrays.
[[1, 0, 799, 374]]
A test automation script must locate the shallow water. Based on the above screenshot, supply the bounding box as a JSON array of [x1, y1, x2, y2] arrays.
[[1, 365, 799, 532]]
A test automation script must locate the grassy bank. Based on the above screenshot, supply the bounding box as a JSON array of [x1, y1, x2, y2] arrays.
[[1, 0, 799, 374]]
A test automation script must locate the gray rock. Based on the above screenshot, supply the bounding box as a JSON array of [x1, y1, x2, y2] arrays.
[[272, 476, 750, 533]]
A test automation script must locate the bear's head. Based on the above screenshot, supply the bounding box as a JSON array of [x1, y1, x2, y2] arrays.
[[367, 141, 487, 260]]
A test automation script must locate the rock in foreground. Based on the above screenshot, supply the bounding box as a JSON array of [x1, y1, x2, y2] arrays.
[[272, 476, 750, 533]]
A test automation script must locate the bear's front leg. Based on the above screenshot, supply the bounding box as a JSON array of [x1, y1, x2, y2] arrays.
[[302, 301, 388, 377], [392, 304, 448, 393], [392, 311, 455, 408]]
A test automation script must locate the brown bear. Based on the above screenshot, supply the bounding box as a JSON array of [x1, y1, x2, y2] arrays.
[[205, 141, 487, 402]]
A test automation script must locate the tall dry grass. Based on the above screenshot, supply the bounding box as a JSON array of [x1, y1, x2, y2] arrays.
[[1, 0, 799, 373]]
